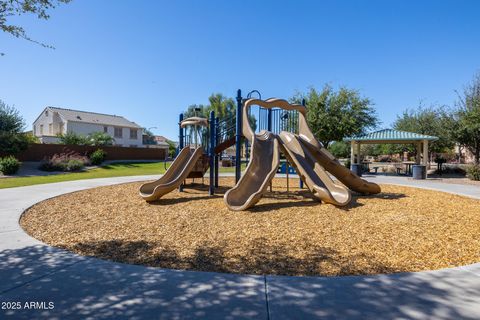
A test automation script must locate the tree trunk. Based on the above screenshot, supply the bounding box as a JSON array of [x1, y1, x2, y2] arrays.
[[475, 140, 480, 165]]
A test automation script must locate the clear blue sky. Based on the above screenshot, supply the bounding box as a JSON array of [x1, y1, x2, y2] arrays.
[[1, 0, 479, 140]]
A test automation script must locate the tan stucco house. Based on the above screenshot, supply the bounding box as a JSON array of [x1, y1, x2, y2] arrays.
[[33, 107, 144, 147]]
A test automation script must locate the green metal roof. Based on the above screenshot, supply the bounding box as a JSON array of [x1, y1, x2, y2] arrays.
[[344, 129, 438, 142]]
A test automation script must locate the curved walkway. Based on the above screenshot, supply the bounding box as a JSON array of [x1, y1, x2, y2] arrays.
[[1, 175, 480, 319]]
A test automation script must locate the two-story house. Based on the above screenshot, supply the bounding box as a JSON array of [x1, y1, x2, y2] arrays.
[[33, 107, 144, 147]]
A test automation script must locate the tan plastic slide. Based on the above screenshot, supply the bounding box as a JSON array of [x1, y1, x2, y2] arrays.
[[224, 98, 380, 210], [299, 136, 381, 195], [278, 131, 351, 206], [223, 131, 280, 211], [139, 146, 203, 201]]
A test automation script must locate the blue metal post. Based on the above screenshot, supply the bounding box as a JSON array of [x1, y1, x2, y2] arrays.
[[235, 89, 243, 183], [179, 113, 184, 150], [299, 99, 305, 189], [209, 111, 215, 195], [267, 108, 272, 132], [214, 116, 219, 188], [179, 113, 184, 192]]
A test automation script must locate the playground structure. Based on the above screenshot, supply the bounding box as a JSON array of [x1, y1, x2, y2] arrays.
[[140, 90, 381, 209], [139, 116, 212, 201]]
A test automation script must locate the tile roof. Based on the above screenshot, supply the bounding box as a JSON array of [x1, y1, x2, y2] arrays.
[[344, 129, 438, 142], [47, 107, 142, 128]]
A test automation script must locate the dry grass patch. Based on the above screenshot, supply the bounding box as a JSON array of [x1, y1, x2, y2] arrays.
[[21, 178, 480, 276]]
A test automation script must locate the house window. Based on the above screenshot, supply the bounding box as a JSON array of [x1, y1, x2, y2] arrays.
[[40, 125, 44, 135], [45, 110, 49, 117], [33, 125, 36, 135], [114, 127, 123, 138], [130, 128, 138, 139], [48, 124, 53, 135], [104, 126, 108, 133]]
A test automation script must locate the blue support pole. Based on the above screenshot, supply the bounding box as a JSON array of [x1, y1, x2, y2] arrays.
[[209, 111, 215, 195], [214, 116, 219, 188], [235, 89, 243, 183], [179, 113, 184, 192], [179, 113, 184, 150], [267, 108, 272, 132], [299, 99, 305, 189]]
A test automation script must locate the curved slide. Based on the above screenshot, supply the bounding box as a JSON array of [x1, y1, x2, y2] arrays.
[[224, 97, 380, 210], [224, 131, 280, 211], [239, 98, 380, 197], [139, 147, 204, 201], [278, 131, 352, 206], [298, 135, 381, 195]]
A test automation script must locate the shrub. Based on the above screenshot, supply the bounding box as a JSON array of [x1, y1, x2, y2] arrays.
[[434, 165, 466, 176], [89, 149, 106, 165], [0, 156, 20, 175], [466, 165, 480, 181], [66, 159, 84, 171], [40, 151, 89, 172]]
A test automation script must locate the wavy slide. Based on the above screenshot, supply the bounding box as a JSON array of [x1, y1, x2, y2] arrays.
[[223, 131, 280, 211], [278, 131, 352, 206], [223, 97, 380, 211], [139, 146, 203, 201], [298, 135, 381, 195]]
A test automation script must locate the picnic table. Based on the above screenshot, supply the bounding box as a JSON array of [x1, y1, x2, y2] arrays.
[[362, 161, 372, 172], [402, 161, 416, 176]]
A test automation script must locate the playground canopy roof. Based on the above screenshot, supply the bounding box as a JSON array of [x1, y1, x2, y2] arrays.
[[344, 129, 438, 144]]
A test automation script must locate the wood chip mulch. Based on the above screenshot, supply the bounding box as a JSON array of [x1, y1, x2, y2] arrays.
[[20, 177, 480, 277]]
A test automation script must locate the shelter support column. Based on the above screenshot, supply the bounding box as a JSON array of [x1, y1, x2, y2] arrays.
[[423, 139, 429, 168], [350, 142, 355, 164], [416, 142, 422, 164], [356, 142, 361, 164], [350, 141, 363, 176]]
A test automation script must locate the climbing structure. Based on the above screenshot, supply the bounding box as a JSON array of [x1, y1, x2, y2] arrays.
[[140, 89, 380, 209]]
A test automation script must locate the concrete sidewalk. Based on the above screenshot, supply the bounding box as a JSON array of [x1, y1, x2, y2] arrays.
[[1, 175, 480, 319]]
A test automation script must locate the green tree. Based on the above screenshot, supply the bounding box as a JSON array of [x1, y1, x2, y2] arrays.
[[0, 100, 29, 154], [291, 85, 378, 147], [183, 104, 208, 118], [1, 0, 71, 55], [328, 141, 350, 158], [454, 73, 480, 164], [142, 129, 156, 145], [166, 140, 176, 158], [208, 93, 235, 119], [182, 94, 256, 144], [360, 144, 387, 157], [393, 105, 456, 155], [87, 132, 115, 146], [184, 94, 236, 119], [0, 100, 24, 132], [57, 132, 88, 145], [58, 131, 116, 146]]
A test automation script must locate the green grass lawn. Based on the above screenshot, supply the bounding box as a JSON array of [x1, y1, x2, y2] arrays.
[[0, 162, 246, 189]]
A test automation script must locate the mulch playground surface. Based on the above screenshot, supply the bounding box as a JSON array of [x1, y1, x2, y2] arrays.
[[21, 178, 480, 276]]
